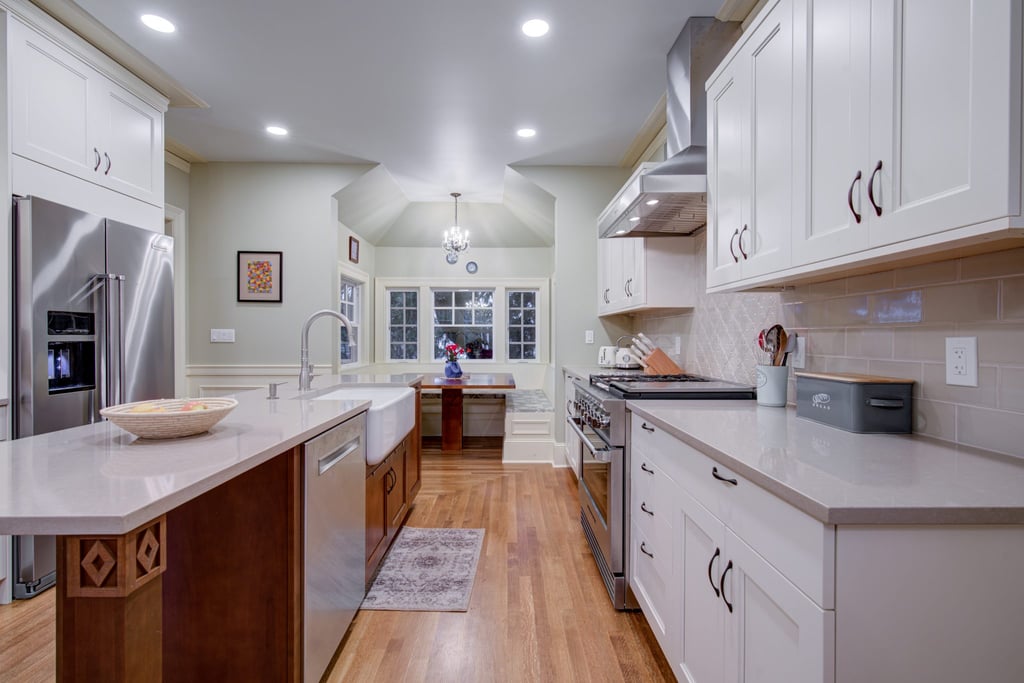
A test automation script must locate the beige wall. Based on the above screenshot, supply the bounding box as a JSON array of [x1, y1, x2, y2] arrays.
[[187, 162, 372, 368], [636, 235, 1024, 458], [375, 247, 553, 278], [165, 163, 189, 212]]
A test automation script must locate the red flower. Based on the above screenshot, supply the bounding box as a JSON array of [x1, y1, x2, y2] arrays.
[[444, 343, 465, 362]]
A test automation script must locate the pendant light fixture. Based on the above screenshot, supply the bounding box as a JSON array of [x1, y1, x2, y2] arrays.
[[442, 192, 470, 264]]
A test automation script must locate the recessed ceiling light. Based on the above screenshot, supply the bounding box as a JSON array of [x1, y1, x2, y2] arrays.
[[522, 19, 549, 37], [516, 128, 537, 138], [646, 199, 660, 206], [629, 216, 641, 222], [615, 229, 627, 235], [141, 14, 175, 33], [266, 125, 288, 136]]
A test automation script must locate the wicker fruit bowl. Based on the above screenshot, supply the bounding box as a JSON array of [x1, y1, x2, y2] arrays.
[[100, 398, 238, 439]]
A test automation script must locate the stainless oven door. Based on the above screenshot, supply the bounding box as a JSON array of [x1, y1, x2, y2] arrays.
[[567, 416, 623, 576]]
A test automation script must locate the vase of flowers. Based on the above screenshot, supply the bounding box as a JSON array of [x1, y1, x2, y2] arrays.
[[443, 343, 465, 378]]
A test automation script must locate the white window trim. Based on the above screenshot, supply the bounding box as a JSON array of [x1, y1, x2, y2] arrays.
[[374, 277, 550, 365], [336, 262, 370, 371]]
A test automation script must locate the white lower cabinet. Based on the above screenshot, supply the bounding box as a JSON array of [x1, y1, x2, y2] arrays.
[[633, 418, 834, 683]]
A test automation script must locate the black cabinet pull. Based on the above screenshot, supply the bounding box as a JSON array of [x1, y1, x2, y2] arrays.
[[729, 228, 739, 263], [640, 463, 654, 475], [104, 152, 111, 175], [640, 542, 654, 559], [847, 170, 863, 224], [641, 422, 655, 433], [93, 148, 102, 171], [603, 288, 610, 304], [868, 160, 883, 216], [711, 466, 738, 486], [708, 547, 721, 597], [641, 502, 654, 516], [738, 224, 749, 260], [720, 560, 734, 613]]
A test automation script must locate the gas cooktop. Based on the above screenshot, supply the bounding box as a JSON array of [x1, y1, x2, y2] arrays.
[[589, 372, 756, 400]]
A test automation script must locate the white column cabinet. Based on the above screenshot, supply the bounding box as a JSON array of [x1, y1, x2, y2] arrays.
[[562, 373, 581, 477], [706, 0, 797, 289], [9, 16, 165, 208]]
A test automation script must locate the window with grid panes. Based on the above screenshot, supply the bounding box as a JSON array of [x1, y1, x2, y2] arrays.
[[432, 289, 494, 359], [339, 276, 360, 364], [507, 290, 538, 360], [387, 289, 418, 360]]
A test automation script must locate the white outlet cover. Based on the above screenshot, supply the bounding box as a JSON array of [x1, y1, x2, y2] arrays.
[[791, 336, 807, 369], [585, 330, 594, 344], [211, 328, 236, 343], [945, 336, 978, 387]]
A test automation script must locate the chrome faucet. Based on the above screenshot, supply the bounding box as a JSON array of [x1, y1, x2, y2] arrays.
[[298, 309, 353, 391]]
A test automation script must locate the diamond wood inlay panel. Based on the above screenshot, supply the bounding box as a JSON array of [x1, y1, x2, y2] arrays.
[[65, 516, 167, 598]]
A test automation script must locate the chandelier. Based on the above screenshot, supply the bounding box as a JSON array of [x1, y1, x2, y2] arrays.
[[442, 192, 470, 264]]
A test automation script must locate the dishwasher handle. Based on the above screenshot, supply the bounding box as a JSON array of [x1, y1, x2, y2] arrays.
[[318, 437, 361, 475]]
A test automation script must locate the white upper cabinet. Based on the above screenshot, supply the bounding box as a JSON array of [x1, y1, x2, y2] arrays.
[[866, 0, 1018, 245], [709, 0, 1023, 292], [707, 0, 798, 288], [9, 17, 165, 208], [598, 236, 696, 315]]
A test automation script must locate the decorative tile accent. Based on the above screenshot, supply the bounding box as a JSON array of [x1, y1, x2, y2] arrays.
[[81, 540, 116, 589], [66, 516, 167, 598]]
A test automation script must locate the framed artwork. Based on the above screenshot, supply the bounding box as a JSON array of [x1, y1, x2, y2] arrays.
[[237, 250, 283, 302], [349, 236, 360, 264]]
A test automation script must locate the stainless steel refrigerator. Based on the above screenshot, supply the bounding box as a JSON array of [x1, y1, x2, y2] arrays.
[[10, 195, 174, 599]]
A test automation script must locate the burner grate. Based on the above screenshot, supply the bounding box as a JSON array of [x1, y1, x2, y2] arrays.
[[593, 373, 708, 383]]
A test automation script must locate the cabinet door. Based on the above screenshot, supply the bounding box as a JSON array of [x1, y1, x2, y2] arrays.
[[563, 376, 581, 477], [607, 238, 628, 311], [95, 80, 164, 206], [677, 487, 727, 683], [867, 0, 1017, 246], [10, 20, 98, 182], [743, 0, 796, 279], [794, 0, 872, 265], [406, 391, 422, 501], [597, 238, 614, 313], [706, 65, 748, 289], [624, 238, 645, 306], [365, 462, 388, 584], [723, 529, 834, 683], [631, 521, 676, 660], [386, 440, 407, 537]]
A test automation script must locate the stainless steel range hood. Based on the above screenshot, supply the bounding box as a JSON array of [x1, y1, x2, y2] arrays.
[[598, 17, 740, 238]]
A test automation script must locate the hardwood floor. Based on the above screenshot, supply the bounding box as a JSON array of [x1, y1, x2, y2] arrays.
[[329, 446, 672, 682], [0, 446, 671, 682]]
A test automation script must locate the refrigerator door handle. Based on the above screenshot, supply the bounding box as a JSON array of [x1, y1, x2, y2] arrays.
[[93, 273, 118, 412], [115, 274, 126, 406]]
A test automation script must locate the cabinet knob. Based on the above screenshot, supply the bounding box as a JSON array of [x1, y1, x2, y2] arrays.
[[641, 501, 654, 516], [93, 148, 102, 171], [640, 541, 654, 559], [104, 152, 111, 175], [719, 560, 734, 613], [729, 228, 740, 263], [707, 547, 721, 597], [738, 225, 749, 260], [711, 466, 738, 486]]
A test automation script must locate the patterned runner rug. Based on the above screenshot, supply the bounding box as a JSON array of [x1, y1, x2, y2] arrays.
[[362, 527, 485, 611]]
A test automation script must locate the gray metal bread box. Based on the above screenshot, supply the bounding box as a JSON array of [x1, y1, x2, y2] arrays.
[[795, 372, 914, 433]]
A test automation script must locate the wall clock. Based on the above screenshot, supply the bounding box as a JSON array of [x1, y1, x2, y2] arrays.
[[465, 260, 478, 274]]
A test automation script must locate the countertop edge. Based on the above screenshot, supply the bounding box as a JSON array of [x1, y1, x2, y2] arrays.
[[627, 402, 1024, 526]]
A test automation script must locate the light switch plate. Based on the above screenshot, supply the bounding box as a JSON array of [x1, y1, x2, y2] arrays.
[[945, 336, 978, 386], [211, 328, 235, 343], [585, 330, 594, 344]]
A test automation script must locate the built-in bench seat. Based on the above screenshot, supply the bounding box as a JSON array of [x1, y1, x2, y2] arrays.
[[420, 388, 556, 464]]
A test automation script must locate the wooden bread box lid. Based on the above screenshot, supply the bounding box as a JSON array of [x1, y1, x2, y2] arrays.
[[794, 371, 916, 385]]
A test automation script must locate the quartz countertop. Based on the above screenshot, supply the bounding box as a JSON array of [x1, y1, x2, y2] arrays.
[[628, 400, 1024, 525], [563, 365, 645, 381], [0, 374, 423, 536]]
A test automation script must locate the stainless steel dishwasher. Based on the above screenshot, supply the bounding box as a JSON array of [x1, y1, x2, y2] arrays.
[[304, 412, 366, 683]]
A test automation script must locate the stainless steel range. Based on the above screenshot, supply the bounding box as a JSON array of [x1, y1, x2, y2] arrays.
[[567, 372, 755, 609]]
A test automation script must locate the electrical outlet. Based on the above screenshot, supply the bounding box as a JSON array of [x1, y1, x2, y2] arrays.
[[791, 335, 806, 369], [673, 336, 681, 355], [211, 328, 236, 343], [945, 337, 978, 387], [585, 330, 594, 344]]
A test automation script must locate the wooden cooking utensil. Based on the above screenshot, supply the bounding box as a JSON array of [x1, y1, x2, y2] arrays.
[[774, 328, 789, 366]]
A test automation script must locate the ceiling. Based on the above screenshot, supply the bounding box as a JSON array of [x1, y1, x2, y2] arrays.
[[70, 0, 722, 207]]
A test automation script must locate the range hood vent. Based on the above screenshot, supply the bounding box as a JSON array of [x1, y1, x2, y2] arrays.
[[599, 17, 740, 239]]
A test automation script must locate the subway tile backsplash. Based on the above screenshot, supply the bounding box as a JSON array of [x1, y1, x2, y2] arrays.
[[635, 237, 1024, 458]]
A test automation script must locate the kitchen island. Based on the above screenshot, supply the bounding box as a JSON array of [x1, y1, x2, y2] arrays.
[[0, 374, 421, 682]]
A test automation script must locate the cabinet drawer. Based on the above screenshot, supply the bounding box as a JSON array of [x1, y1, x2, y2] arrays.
[[631, 455, 674, 552], [632, 416, 835, 607], [630, 522, 674, 653]]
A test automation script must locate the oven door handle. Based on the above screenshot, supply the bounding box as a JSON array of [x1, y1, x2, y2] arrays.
[[566, 417, 618, 463]]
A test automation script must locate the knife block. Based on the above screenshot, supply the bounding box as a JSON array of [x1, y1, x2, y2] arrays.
[[643, 348, 684, 375]]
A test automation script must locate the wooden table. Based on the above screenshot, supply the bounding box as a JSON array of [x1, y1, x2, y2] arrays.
[[426, 373, 516, 452]]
